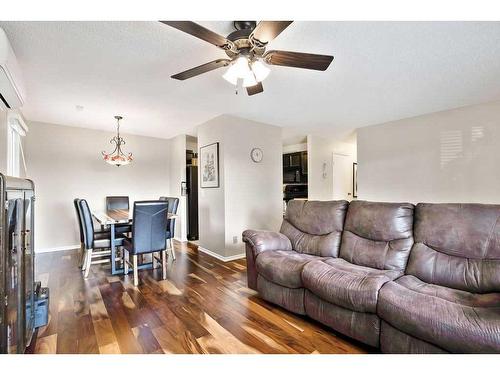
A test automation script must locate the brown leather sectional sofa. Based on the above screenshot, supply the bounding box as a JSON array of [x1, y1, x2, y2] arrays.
[[242, 200, 500, 353]]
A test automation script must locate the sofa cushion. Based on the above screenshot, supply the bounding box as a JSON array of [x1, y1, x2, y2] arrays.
[[378, 275, 500, 353], [256, 250, 321, 289], [280, 200, 348, 257], [380, 321, 448, 354], [257, 275, 306, 315], [305, 291, 381, 347], [302, 258, 401, 313], [339, 200, 414, 271], [407, 203, 500, 293]]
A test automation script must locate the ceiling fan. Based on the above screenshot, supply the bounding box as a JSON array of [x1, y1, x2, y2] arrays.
[[160, 21, 334, 96]]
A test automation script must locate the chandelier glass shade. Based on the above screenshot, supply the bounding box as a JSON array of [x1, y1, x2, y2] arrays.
[[102, 115, 133, 167], [222, 56, 270, 87]]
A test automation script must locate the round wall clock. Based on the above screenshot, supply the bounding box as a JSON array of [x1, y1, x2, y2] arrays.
[[250, 147, 263, 163]]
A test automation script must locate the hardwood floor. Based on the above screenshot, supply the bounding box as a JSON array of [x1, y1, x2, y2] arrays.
[[30, 242, 372, 354]]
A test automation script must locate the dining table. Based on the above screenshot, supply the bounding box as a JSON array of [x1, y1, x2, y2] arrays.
[[92, 208, 178, 275]]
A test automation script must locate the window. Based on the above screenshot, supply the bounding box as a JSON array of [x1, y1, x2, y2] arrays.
[[6, 111, 28, 177]]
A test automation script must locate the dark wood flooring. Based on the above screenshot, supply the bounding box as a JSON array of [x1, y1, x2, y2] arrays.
[[31, 242, 371, 354]]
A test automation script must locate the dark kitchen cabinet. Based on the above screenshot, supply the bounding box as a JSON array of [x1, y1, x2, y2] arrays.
[[283, 152, 306, 169], [301, 152, 308, 174], [283, 154, 290, 168], [283, 151, 308, 183], [290, 153, 301, 167]]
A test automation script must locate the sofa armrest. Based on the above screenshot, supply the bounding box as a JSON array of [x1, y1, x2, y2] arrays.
[[242, 229, 292, 255], [242, 229, 292, 291]]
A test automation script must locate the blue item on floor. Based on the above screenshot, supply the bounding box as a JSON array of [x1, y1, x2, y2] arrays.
[[34, 287, 49, 329]]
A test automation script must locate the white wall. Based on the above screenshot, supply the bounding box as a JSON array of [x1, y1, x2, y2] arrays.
[[168, 134, 187, 241], [307, 134, 357, 201], [198, 115, 283, 259], [357, 101, 500, 203], [223, 117, 283, 257], [197, 119, 226, 255], [25, 121, 171, 252]]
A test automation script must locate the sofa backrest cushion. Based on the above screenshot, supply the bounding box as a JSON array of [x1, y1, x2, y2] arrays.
[[280, 200, 348, 257], [339, 200, 414, 271], [407, 203, 500, 293]]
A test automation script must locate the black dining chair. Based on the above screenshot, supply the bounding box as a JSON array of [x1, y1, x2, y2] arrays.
[[159, 196, 179, 261], [79, 199, 124, 278], [74, 198, 110, 269], [123, 201, 169, 286], [105, 196, 132, 234]]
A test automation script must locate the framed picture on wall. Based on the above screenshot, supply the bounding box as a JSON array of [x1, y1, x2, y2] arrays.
[[200, 142, 220, 188], [353, 162, 358, 198]]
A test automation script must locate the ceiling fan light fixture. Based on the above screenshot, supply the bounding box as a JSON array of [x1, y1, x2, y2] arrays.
[[223, 56, 252, 85], [164, 21, 334, 96], [242, 73, 258, 88], [251, 60, 270, 82], [222, 67, 238, 85]]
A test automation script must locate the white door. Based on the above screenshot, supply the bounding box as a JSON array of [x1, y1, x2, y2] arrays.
[[332, 153, 354, 201]]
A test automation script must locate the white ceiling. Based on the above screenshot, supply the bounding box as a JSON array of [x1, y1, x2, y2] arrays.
[[2, 21, 500, 142]]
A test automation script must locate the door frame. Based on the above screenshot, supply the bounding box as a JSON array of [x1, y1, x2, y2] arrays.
[[332, 152, 354, 201]]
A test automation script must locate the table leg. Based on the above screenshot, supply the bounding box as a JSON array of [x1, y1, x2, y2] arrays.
[[110, 223, 117, 275]]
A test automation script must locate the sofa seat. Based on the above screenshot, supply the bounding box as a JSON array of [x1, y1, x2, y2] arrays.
[[302, 258, 402, 313], [378, 275, 500, 353], [256, 250, 322, 289], [380, 321, 448, 354]]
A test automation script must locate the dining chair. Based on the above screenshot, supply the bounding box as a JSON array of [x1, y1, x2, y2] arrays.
[[123, 201, 169, 286], [79, 199, 124, 278], [159, 196, 179, 261], [105, 196, 132, 234], [74, 198, 109, 269]]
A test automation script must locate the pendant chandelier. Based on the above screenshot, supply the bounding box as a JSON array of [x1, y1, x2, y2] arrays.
[[102, 115, 133, 167]]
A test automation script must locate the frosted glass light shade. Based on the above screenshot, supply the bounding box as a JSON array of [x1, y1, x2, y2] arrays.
[[222, 56, 251, 85], [242, 73, 258, 88], [222, 66, 238, 85], [222, 57, 271, 87], [251, 60, 270, 82]]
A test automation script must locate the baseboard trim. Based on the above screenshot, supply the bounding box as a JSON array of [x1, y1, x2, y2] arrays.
[[197, 246, 245, 262], [36, 245, 80, 254]]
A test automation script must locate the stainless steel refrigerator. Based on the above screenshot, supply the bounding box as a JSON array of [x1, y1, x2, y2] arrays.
[[0, 174, 36, 353]]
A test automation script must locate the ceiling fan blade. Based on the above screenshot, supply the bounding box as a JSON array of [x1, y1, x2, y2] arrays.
[[264, 50, 334, 71], [251, 21, 293, 45], [160, 21, 233, 50], [246, 82, 264, 96], [171, 59, 231, 80]]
